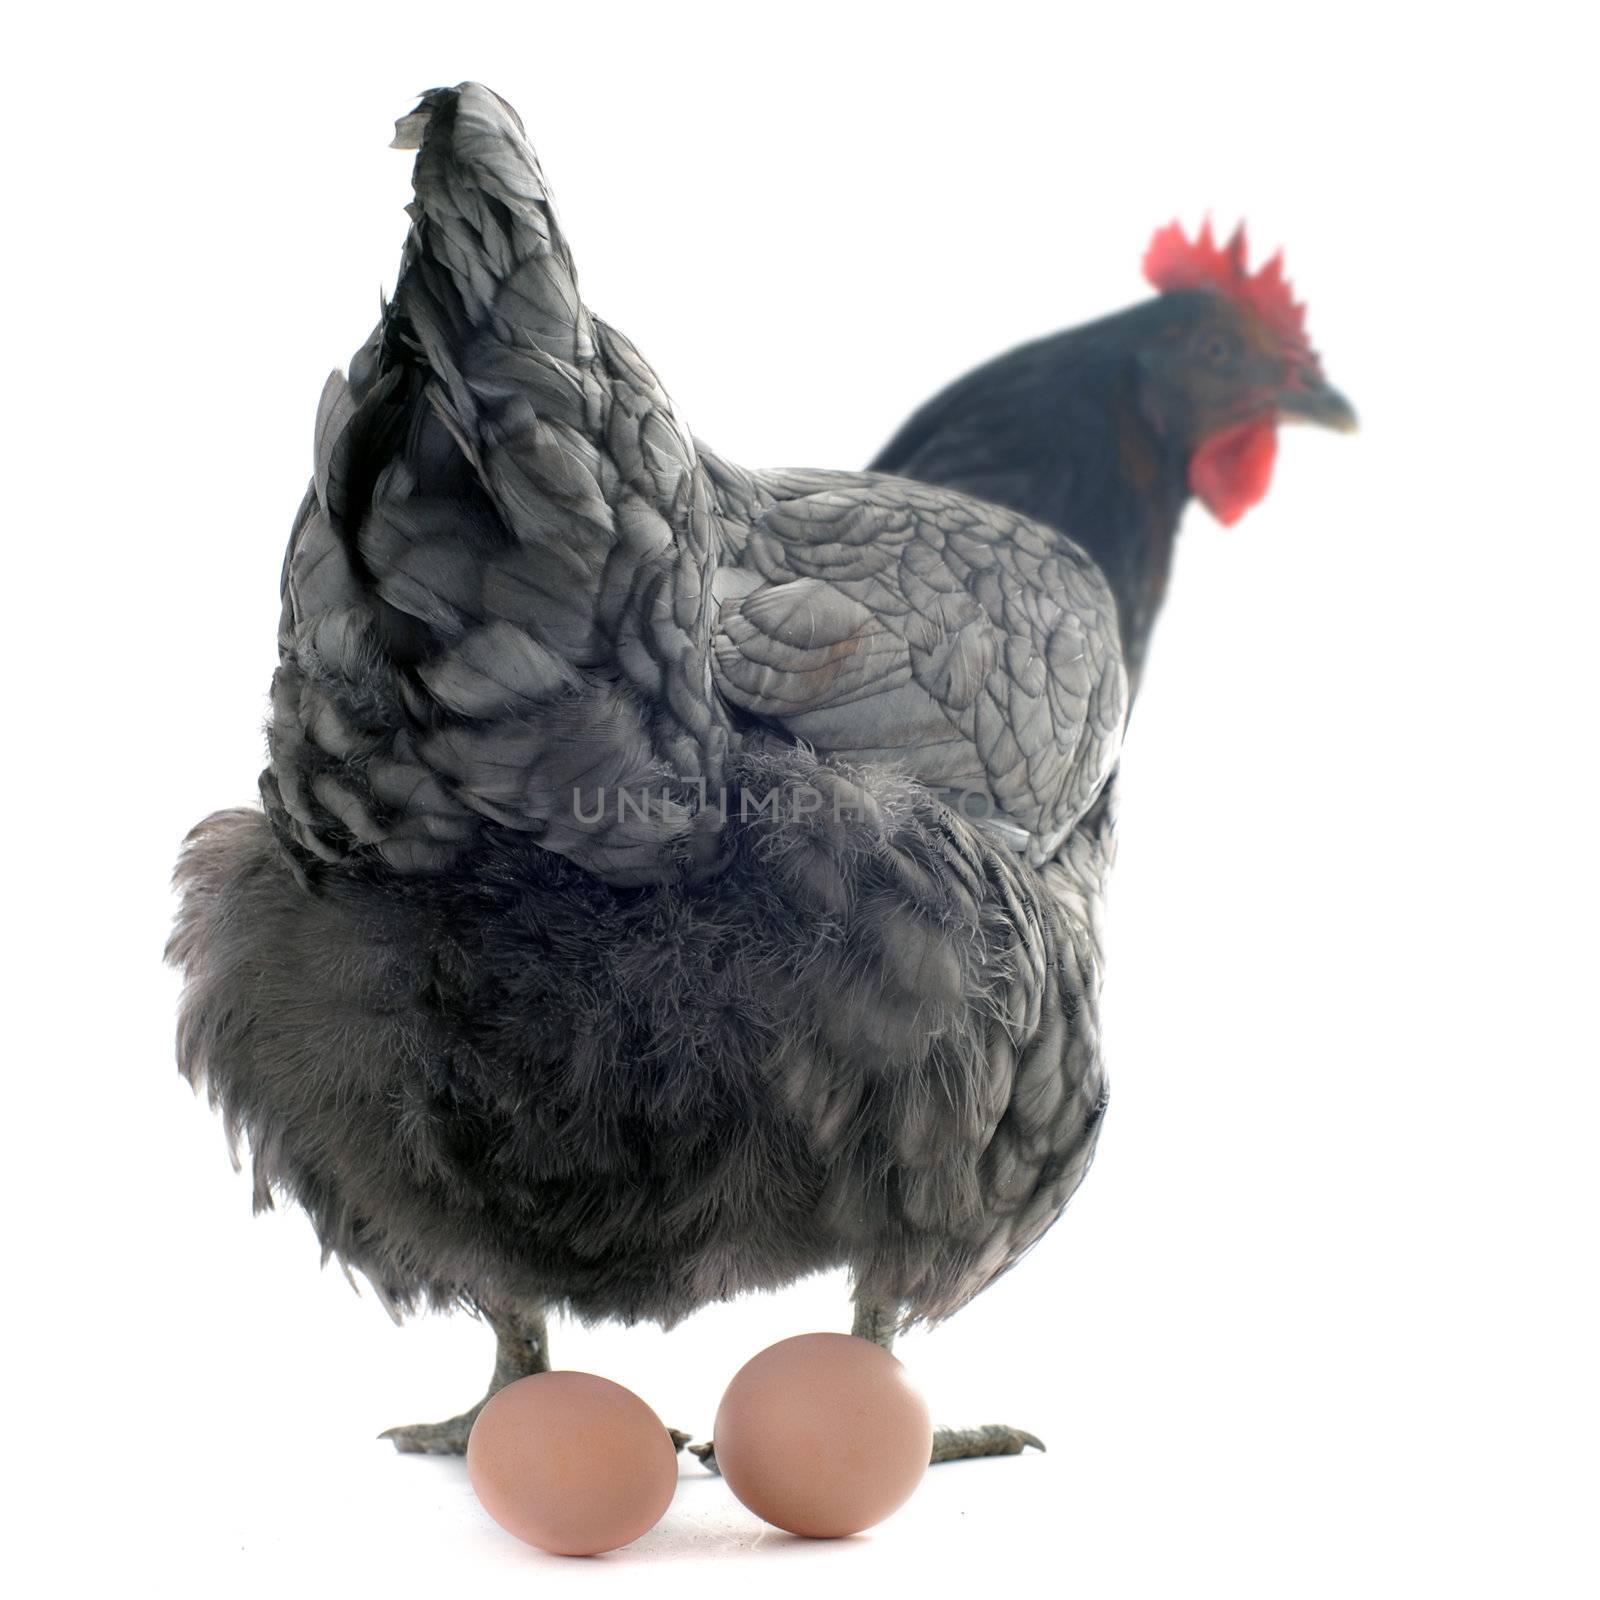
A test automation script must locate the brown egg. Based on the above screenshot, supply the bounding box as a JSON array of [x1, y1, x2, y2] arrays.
[[713, 1332, 933, 1537], [465, 1371, 678, 1556]]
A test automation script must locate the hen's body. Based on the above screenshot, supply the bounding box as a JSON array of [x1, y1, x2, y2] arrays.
[[174, 770, 1113, 1332], [170, 80, 1122, 1451]]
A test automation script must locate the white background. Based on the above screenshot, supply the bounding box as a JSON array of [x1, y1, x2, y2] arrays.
[[5, 3, 1595, 1595]]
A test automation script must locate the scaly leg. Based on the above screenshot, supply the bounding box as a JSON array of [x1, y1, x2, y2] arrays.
[[852, 1298, 1044, 1465], [381, 1302, 553, 1455], [381, 1304, 692, 1456], [689, 1298, 1042, 1471], [385, 1305, 694, 1459]]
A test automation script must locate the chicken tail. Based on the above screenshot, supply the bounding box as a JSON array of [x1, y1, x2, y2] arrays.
[[263, 86, 730, 884], [392, 82, 726, 831]]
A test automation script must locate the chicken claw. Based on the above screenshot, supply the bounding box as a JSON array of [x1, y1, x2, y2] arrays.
[[381, 1303, 692, 1456], [385, 1409, 692, 1457], [382, 1302, 547, 1457], [381, 1406, 486, 1456], [689, 1299, 1044, 1472], [929, 1423, 1045, 1463], [688, 1423, 1042, 1475]]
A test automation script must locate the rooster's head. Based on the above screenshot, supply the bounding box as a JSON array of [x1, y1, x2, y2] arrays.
[[1137, 219, 1355, 526]]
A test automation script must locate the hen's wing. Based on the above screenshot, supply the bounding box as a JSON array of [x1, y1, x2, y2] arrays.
[[710, 467, 1127, 861]]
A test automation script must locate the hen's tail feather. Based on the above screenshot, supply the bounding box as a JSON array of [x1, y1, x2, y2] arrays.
[[390, 84, 702, 537], [387, 82, 727, 805], [262, 85, 729, 885]]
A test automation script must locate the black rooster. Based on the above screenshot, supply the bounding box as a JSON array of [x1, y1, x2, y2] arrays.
[[873, 222, 1356, 699]]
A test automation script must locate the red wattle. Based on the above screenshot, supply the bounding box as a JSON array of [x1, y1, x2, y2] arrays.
[[1189, 420, 1278, 526]]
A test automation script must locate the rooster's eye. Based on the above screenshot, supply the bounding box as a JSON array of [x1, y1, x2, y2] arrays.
[[1198, 330, 1236, 367]]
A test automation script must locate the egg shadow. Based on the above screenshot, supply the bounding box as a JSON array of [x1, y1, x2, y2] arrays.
[[597, 1473, 874, 1564]]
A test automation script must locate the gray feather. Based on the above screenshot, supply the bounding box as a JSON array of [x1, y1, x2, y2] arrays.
[[171, 82, 1122, 1335]]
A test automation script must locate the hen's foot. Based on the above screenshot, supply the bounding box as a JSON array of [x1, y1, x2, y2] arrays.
[[844, 1297, 1044, 1467], [688, 1424, 1041, 1474], [384, 1412, 692, 1457], [381, 1407, 483, 1456], [383, 1302, 549, 1457], [930, 1423, 1044, 1463]]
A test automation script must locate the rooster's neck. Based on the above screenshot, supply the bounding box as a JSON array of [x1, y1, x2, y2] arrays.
[[1070, 368, 1191, 699]]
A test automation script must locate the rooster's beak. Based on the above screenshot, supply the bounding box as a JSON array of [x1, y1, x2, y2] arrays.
[[1278, 369, 1358, 433]]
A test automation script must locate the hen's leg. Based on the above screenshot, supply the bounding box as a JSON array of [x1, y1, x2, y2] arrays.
[[381, 1303, 553, 1456], [689, 1299, 1042, 1471], [851, 1299, 1044, 1465], [381, 1305, 692, 1456]]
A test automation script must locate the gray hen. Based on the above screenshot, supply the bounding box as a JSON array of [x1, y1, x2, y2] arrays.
[[168, 83, 1125, 1464]]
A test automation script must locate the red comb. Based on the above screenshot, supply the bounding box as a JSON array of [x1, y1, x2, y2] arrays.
[[1143, 219, 1314, 363]]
